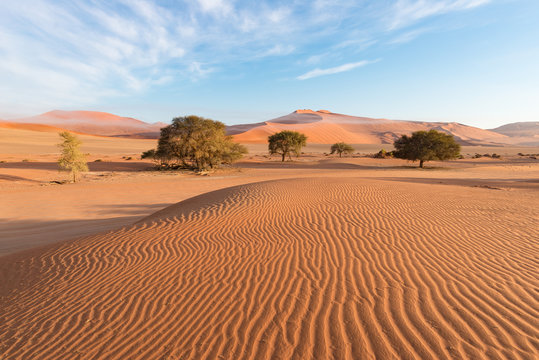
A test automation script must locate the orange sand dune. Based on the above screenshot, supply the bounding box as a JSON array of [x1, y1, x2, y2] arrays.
[[231, 110, 509, 145], [1, 177, 537, 359], [0, 121, 85, 134], [11, 110, 166, 138]]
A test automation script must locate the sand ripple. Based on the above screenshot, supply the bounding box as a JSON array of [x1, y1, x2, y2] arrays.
[[0, 178, 537, 359]]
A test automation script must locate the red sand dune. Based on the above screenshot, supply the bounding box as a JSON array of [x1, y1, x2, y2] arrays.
[[0, 177, 537, 359], [0, 121, 78, 134], [10, 110, 166, 138], [230, 110, 509, 145]]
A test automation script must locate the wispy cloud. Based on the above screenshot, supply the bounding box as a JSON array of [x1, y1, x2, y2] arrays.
[[297, 61, 374, 80], [0, 0, 494, 116], [388, 0, 492, 30], [389, 28, 430, 44]]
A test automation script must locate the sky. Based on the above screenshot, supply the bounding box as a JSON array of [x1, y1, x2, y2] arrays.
[[0, 0, 538, 128]]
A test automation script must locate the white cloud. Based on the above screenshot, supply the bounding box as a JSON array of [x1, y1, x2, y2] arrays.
[[197, 0, 232, 15], [388, 0, 492, 30], [0, 0, 494, 116], [297, 61, 374, 80], [389, 28, 429, 44]]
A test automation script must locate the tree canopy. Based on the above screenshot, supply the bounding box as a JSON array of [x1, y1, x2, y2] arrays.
[[268, 131, 307, 162], [393, 129, 461, 168], [142, 115, 247, 171], [57, 131, 88, 182], [330, 142, 354, 157]]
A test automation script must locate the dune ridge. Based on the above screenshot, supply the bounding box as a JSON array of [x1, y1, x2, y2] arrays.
[[0, 178, 538, 359], [231, 110, 509, 145], [8, 110, 165, 138]]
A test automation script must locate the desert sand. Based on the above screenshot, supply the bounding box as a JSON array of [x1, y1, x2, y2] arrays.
[[230, 110, 510, 145], [1, 175, 538, 359], [1, 124, 538, 359]]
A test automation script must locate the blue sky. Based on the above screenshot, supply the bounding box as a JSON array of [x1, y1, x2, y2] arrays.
[[0, 0, 537, 128]]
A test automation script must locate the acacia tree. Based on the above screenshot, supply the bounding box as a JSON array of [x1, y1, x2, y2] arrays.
[[393, 129, 461, 168], [330, 142, 354, 157], [57, 131, 88, 182], [142, 115, 247, 171], [268, 130, 307, 162]]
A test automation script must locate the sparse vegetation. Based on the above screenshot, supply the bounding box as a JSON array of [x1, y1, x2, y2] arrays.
[[330, 142, 355, 157], [373, 149, 394, 159], [94, 159, 103, 162], [268, 130, 307, 162], [142, 115, 247, 171], [473, 153, 503, 159], [57, 131, 88, 182], [393, 130, 460, 168]]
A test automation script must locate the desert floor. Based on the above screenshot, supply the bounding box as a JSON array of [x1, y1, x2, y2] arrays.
[[0, 133, 538, 359]]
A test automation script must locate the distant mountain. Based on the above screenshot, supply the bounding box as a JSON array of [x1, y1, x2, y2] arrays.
[[8, 110, 166, 138], [228, 109, 509, 145]]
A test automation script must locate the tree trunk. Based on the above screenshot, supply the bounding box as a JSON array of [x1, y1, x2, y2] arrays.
[[73, 171, 76, 183], [339, 152, 342, 158], [419, 160, 424, 168], [281, 153, 285, 162]]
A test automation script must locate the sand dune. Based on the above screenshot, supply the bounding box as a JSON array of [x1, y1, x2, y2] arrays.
[[9, 110, 166, 138], [1, 177, 537, 359], [489, 122, 539, 146], [230, 110, 509, 145], [0, 127, 156, 155], [0, 121, 72, 133]]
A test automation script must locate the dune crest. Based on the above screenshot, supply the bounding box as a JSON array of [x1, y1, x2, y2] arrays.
[[1, 178, 537, 359], [8, 110, 166, 138], [231, 111, 509, 145]]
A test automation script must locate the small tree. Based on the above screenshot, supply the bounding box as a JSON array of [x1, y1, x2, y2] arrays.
[[143, 115, 247, 171], [393, 130, 460, 168], [57, 131, 88, 182], [268, 131, 307, 162], [330, 142, 354, 157]]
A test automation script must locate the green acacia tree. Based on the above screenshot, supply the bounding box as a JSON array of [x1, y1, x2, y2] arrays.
[[142, 115, 247, 171], [330, 142, 354, 157], [268, 130, 307, 162], [393, 129, 461, 168], [57, 131, 88, 182]]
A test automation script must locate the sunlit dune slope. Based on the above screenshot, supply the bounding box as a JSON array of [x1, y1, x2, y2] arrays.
[[489, 122, 539, 146], [0, 127, 156, 155], [10, 110, 165, 138], [1, 178, 537, 359], [230, 110, 509, 145]]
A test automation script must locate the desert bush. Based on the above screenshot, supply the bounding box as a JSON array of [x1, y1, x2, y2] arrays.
[[374, 149, 394, 159], [330, 142, 355, 157], [393, 130, 460, 168], [57, 131, 88, 182], [268, 130, 307, 162], [143, 115, 247, 171]]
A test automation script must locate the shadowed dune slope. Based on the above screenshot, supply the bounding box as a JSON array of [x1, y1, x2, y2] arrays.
[[1, 178, 538, 359], [231, 110, 509, 145]]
